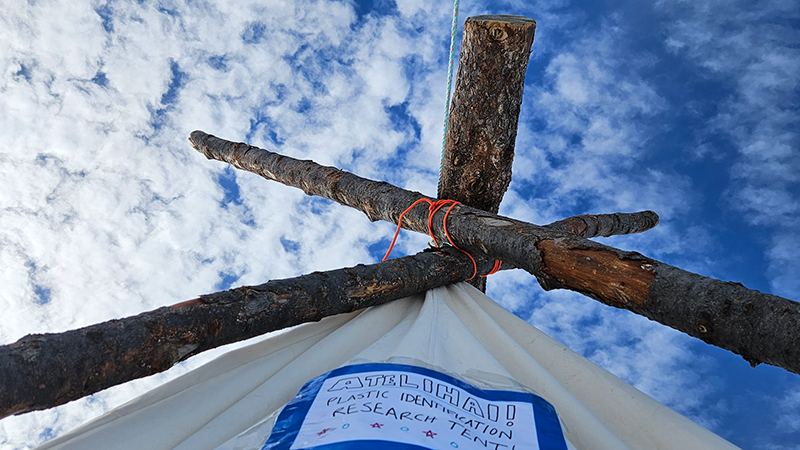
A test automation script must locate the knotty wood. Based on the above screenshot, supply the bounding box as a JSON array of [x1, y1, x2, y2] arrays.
[[0, 248, 492, 418], [191, 131, 800, 375], [438, 15, 536, 214], [438, 15, 535, 291]]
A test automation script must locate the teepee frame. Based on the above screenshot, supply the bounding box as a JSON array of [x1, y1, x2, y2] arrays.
[[1, 15, 798, 420]]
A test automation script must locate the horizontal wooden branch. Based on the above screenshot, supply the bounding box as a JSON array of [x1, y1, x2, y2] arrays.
[[0, 248, 491, 419], [545, 211, 660, 238], [190, 131, 800, 375]]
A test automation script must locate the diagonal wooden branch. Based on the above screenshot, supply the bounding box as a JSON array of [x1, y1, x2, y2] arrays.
[[545, 211, 660, 238], [190, 130, 800, 376], [0, 247, 491, 419]]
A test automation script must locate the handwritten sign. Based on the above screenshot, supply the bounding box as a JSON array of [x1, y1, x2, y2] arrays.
[[262, 363, 567, 450]]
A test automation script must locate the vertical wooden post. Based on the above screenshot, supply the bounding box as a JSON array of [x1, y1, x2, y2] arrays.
[[438, 15, 536, 290]]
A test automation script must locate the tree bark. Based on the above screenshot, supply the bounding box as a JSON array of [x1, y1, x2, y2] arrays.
[[190, 131, 800, 375], [545, 211, 660, 238], [438, 15, 536, 214], [0, 247, 491, 419], [438, 15, 536, 292]]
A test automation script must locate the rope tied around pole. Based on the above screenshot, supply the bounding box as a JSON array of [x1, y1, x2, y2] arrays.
[[382, 198, 501, 280]]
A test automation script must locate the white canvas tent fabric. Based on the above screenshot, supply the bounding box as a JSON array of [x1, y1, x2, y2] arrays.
[[36, 283, 740, 450]]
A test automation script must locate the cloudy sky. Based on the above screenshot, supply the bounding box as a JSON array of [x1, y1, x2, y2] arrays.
[[1, 0, 798, 448]]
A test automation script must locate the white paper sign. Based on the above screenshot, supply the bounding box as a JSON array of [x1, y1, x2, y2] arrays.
[[262, 363, 567, 450]]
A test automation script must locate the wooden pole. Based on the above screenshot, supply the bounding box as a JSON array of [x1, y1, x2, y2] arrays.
[[545, 211, 660, 237], [0, 248, 488, 419], [190, 131, 800, 376], [439, 15, 535, 214], [439, 15, 536, 291]]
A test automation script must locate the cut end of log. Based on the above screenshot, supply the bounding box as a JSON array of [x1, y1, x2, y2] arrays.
[[648, 210, 660, 226], [188, 130, 205, 148], [468, 15, 536, 48], [469, 15, 537, 26], [188, 130, 216, 160]]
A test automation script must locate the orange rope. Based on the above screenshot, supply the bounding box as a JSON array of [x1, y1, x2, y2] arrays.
[[381, 199, 502, 280], [480, 259, 502, 277], [382, 198, 431, 262]]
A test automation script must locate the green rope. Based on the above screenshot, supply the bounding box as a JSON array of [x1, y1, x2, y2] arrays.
[[438, 0, 460, 188]]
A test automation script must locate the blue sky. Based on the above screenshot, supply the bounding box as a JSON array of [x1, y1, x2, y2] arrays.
[[0, 0, 798, 449]]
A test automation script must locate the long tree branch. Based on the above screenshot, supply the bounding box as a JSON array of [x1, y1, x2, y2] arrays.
[[545, 211, 660, 238], [0, 248, 490, 419], [190, 131, 800, 376]]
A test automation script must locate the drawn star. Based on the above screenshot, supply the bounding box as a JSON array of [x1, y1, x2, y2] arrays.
[[317, 428, 334, 436], [423, 430, 437, 438], [370, 423, 384, 429]]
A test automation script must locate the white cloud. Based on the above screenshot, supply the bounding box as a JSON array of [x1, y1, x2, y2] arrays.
[[776, 388, 800, 433], [493, 7, 742, 436], [511, 21, 683, 224], [657, 0, 800, 297], [1, 0, 795, 448], [0, 1, 454, 447]]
